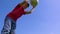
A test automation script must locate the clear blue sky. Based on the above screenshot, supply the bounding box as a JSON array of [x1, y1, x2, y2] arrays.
[[0, 0, 60, 34]]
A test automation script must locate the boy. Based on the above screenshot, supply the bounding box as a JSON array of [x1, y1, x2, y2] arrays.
[[1, 0, 34, 34]]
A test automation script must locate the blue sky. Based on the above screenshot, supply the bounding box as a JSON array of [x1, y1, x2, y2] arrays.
[[0, 0, 60, 34]]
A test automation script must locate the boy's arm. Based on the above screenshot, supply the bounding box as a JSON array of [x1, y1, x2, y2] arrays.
[[25, 8, 34, 14], [25, 11, 31, 14]]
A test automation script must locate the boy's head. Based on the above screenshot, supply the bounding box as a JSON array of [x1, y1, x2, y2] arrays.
[[19, 0, 29, 9], [23, 3, 29, 9]]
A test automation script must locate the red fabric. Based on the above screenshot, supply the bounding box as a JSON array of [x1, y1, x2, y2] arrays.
[[7, 5, 26, 21]]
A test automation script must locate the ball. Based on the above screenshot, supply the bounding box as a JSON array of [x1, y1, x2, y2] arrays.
[[30, 0, 38, 8]]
